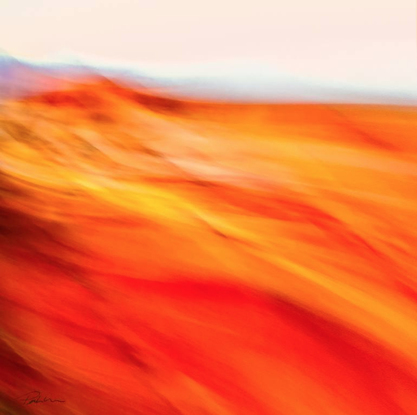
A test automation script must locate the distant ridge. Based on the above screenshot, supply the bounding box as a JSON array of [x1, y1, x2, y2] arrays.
[[1, 52, 416, 105]]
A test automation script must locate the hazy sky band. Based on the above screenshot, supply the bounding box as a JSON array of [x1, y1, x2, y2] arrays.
[[1, 0, 416, 97]]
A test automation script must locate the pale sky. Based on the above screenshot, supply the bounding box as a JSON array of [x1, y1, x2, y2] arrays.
[[1, 0, 416, 97]]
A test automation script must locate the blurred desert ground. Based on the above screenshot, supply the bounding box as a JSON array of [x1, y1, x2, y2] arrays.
[[1, 77, 417, 415]]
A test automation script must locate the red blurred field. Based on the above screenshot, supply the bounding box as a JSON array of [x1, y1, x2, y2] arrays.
[[1, 80, 417, 415]]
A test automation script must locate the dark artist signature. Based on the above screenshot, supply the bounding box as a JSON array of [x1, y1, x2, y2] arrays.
[[17, 390, 65, 405]]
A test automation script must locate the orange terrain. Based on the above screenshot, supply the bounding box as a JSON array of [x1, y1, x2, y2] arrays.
[[1, 79, 417, 415]]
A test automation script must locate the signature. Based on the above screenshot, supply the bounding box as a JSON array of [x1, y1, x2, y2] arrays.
[[17, 391, 65, 405]]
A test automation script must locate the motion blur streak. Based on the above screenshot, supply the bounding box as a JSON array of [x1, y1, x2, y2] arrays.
[[1, 78, 417, 415]]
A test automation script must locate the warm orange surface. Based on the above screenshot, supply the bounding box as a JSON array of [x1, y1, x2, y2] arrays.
[[1, 81, 417, 414]]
